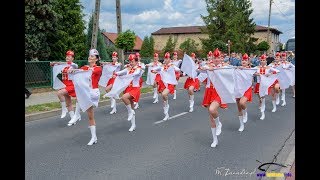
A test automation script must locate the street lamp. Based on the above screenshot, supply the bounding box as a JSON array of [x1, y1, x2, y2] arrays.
[[227, 40, 231, 57]]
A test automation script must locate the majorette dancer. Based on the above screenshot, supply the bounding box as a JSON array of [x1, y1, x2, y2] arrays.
[[133, 52, 146, 109], [67, 49, 102, 145], [171, 51, 182, 100], [100, 51, 122, 114], [197, 51, 212, 90], [183, 52, 200, 112], [254, 54, 280, 120], [234, 53, 256, 132], [151, 52, 180, 121], [198, 48, 227, 147], [50, 50, 80, 121], [267, 52, 282, 112], [112, 54, 142, 131], [279, 52, 295, 106], [146, 53, 162, 104]]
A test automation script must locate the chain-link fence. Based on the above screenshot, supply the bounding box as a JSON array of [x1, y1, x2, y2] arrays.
[[25, 58, 153, 88]]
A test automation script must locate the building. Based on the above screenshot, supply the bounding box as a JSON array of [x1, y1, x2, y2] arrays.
[[151, 25, 282, 53], [101, 32, 143, 54]]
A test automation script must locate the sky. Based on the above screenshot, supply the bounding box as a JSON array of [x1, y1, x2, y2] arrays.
[[79, 0, 295, 44]]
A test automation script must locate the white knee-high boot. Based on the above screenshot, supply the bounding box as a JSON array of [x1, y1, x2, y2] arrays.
[[126, 105, 135, 121], [129, 115, 136, 132], [189, 95, 194, 112], [272, 100, 277, 112], [211, 128, 218, 147], [238, 116, 244, 132], [68, 102, 81, 126], [242, 108, 248, 123], [215, 117, 222, 135], [163, 100, 169, 121], [87, 125, 97, 145], [281, 89, 286, 106], [173, 90, 177, 100], [260, 98, 265, 120], [60, 102, 68, 118]]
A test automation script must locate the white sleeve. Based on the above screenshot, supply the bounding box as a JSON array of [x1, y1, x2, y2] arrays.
[[130, 68, 142, 76], [269, 67, 280, 73], [172, 65, 180, 72], [115, 68, 128, 75]]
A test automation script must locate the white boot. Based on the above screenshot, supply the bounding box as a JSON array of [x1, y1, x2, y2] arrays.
[[272, 100, 277, 112], [153, 93, 159, 104], [260, 98, 265, 120], [211, 128, 218, 147], [173, 90, 177, 100], [109, 104, 117, 114], [134, 102, 139, 109], [163, 101, 170, 121], [129, 115, 136, 132], [110, 97, 116, 108], [68, 103, 81, 126], [153, 88, 157, 99], [276, 94, 280, 105], [68, 111, 74, 119], [238, 116, 244, 132], [60, 102, 68, 118], [215, 117, 222, 136], [281, 89, 286, 106], [243, 108, 248, 123], [126, 105, 135, 121], [87, 125, 97, 146], [189, 100, 194, 112], [260, 111, 265, 120]]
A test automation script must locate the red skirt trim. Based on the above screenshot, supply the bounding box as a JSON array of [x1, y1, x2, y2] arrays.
[[158, 80, 175, 94], [107, 77, 115, 86], [124, 86, 141, 102], [65, 85, 76, 97], [184, 77, 200, 90]]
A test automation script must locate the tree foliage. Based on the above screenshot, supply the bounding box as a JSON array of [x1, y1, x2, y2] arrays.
[[48, 0, 87, 60], [257, 41, 270, 52], [86, 14, 110, 61], [201, 0, 257, 53], [179, 38, 199, 55], [25, 0, 59, 61], [162, 35, 177, 56], [115, 30, 136, 52], [140, 36, 154, 58]]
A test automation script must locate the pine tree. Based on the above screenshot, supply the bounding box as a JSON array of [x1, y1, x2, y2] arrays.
[[162, 35, 177, 56], [201, 0, 257, 53], [140, 36, 150, 57]]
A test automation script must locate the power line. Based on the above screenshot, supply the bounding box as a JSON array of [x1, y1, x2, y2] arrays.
[[273, 0, 294, 24]]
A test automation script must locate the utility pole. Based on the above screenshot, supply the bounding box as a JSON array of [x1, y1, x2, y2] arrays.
[[91, 0, 101, 49], [116, 0, 124, 66], [266, 0, 272, 53]]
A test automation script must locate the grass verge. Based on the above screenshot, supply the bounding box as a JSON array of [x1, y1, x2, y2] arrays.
[[25, 87, 153, 115]]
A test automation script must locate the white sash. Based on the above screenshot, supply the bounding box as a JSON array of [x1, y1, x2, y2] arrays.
[[52, 64, 68, 90], [69, 70, 95, 112], [208, 68, 236, 103], [259, 74, 278, 97], [181, 54, 197, 79], [146, 66, 157, 85], [98, 64, 118, 87], [234, 68, 256, 98], [104, 74, 134, 99]]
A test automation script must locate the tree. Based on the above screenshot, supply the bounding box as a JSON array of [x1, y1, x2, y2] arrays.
[[140, 36, 150, 57], [149, 36, 155, 55], [162, 35, 177, 56], [105, 45, 117, 60], [115, 30, 136, 53], [179, 38, 199, 55], [47, 0, 87, 60], [201, 40, 227, 54], [257, 41, 270, 52], [25, 0, 59, 61], [201, 0, 257, 53], [86, 14, 110, 61]]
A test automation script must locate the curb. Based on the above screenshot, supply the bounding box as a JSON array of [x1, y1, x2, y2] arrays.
[[275, 145, 295, 180], [25, 87, 186, 122], [25, 91, 153, 122]]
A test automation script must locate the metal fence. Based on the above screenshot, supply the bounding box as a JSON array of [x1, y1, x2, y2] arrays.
[[25, 58, 153, 88]]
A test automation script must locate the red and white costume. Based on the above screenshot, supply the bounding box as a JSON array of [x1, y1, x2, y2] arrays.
[[146, 53, 162, 103]]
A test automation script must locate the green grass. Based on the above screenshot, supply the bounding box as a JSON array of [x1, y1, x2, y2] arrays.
[[25, 87, 154, 115]]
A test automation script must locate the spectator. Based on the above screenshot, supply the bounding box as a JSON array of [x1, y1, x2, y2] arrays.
[[266, 52, 275, 65], [229, 52, 241, 66]]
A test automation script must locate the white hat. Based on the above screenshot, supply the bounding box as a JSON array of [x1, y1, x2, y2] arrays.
[[89, 49, 99, 56]]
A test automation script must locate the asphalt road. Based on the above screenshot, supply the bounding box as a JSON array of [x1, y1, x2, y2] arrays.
[[25, 86, 295, 180]]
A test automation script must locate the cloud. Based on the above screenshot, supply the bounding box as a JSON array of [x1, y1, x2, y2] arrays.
[[80, 0, 294, 43]]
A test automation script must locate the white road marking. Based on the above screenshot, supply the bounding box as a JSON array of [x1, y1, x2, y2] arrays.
[[154, 112, 189, 124]]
